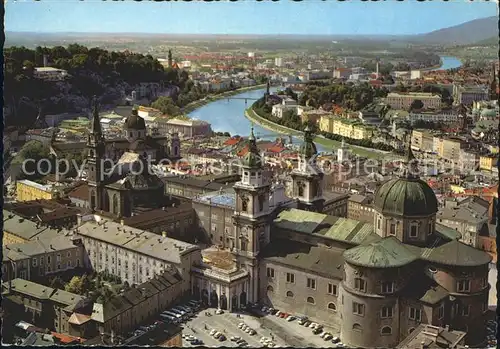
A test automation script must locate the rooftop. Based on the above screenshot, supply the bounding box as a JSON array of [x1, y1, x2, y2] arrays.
[[202, 248, 237, 270], [195, 188, 236, 209], [77, 219, 199, 264], [3, 210, 64, 241], [17, 179, 53, 192], [396, 324, 466, 349], [3, 235, 78, 262]]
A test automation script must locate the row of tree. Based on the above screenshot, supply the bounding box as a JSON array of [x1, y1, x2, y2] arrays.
[[298, 82, 388, 111]]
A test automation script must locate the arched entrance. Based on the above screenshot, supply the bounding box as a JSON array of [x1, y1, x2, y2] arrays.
[[201, 289, 209, 305], [231, 295, 238, 312], [103, 191, 110, 212], [240, 291, 247, 307], [210, 291, 219, 308], [220, 294, 228, 310]]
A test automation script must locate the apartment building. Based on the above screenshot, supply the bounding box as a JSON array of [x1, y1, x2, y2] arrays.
[[2, 235, 85, 282], [408, 110, 459, 123], [479, 154, 498, 172], [3, 210, 65, 245], [384, 92, 441, 110], [331, 119, 374, 140], [77, 218, 201, 292], [411, 130, 434, 152], [459, 148, 480, 171], [436, 137, 466, 164]]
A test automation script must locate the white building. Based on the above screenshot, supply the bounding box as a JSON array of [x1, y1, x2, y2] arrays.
[[410, 70, 422, 80], [408, 110, 459, 123], [275, 57, 283, 67], [34, 67, 68, 81], [272, 104, 296, 119]]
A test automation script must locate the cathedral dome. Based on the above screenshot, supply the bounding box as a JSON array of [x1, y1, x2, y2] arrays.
[[125, 109, 146, 130], [373, 178, 438, 217]]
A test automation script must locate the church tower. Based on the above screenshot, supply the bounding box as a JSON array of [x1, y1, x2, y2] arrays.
[[337, 138, 350, 163], [290, 126, 325, 212], [87, 96, 106, 211], [232, 127, 272, 304]]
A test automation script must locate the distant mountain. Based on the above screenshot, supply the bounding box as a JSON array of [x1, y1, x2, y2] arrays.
[[472, 36, 499, 47], [414, 16, 498, 45]]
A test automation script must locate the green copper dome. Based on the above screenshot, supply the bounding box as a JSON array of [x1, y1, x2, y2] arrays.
[[374, 178, 438, 216], [242, 127, 262, 168], [299, 126, 317, 159]]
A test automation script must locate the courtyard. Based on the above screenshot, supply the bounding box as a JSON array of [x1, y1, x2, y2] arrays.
[[180, 307, 342, 348]]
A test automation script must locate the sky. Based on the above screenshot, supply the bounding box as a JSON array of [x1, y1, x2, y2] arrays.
[[5, 0, 498, 36]]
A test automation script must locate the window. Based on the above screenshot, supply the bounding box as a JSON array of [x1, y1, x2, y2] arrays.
[[389, 223, 396, 235], [457, 280, 470, 292], [381, 306, 393, 318], [353, 302, 365, 316], [267, 285, 274, 293], [32, 258, 37, 267], [307, 297, 315, 304], [258, 195, 265, 212], [354, 278, 366, 292], [266, 267, 275, 278], [377, 218, 381, 229], [67, 251, 71, 258], [20, 270, 27, 279], [381, 326, 392, 335], [241, 197, 248, 212], [428, 221, 433, 234], [409, 307, 422, 322], [40, 257, 44, 265], [461, 305, 470, 316], [381, 281, 394, 294], [57, 264, 61, 270], [67, 260, 72, 268], [352, 323, 362, 332], [307, 278, 316, 290], [241, 241, 247, 251], [409, 224, 418, 238], [328, 283, 337, 295], [480, 277, 487, 288], [438, 305, 444, 319], [286, 291, 294, 298], [328, 303, 337, 311], [47, 256, 51, 263], [286, 273, 295, 283]]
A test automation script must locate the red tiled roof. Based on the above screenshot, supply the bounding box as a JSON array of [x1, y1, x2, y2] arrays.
[[50, 331, 85, 343], [266, 145, 285, 153], [237, 146, 249, 157], [224, 137, 241, 146], [67, 183, 89, 201]]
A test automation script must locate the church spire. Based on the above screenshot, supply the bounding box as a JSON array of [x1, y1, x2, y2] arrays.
[[90, 96, 102, 137], [168, 49, 173, 68]]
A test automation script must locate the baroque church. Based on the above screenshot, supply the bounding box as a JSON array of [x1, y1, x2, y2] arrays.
[[86, 98, 181, 217], [189, 126, 491, 348]]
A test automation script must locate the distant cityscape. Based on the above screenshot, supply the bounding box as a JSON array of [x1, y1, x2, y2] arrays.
[[2, 9, 499, 349]]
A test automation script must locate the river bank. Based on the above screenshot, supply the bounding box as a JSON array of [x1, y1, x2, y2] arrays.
[[182, 84, 267, 114], [245, 106, 394, 160]]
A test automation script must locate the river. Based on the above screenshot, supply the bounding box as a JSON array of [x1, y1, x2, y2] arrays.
[[433, 55, 462, 71], [188, 87, 329, 152], [188, 56, 462, 152]]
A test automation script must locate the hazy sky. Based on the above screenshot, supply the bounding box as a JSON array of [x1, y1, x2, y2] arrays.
[[5, 0, 498, 35]]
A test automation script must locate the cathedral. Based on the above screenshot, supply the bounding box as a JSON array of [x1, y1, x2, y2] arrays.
[[190, 126, 491, 348], [86, 98, 181, 217]]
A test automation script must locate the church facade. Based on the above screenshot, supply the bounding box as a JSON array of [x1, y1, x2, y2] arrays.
[[190, 127, 491, 347], [86, 100, 181, 218]]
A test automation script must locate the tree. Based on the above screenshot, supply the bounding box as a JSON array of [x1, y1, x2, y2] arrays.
[[13, 141, 52, 180], [409, 99, 424, 111], [151, 96, 181, 116], [50, 276, 65, 290], [65, 276, 84, 294]]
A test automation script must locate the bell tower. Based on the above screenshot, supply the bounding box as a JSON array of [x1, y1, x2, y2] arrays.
[[87, 96, 106, 211], [290, 126, 325, 212], [232, 126, 272, 304]]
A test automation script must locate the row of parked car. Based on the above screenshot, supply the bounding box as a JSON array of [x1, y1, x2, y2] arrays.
[[257, 305, 346, 348], [159, 300, 202, 324]]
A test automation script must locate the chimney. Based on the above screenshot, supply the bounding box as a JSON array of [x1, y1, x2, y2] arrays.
[[162, 231, 167, 238], [120, 219, 124, 226], [445, 325, 450, 332]]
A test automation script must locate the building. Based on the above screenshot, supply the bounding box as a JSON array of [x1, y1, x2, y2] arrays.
[[479, 154, 497, 172], [411, 130, 434, 153], [76, 217, 201, 290], [17, 180, 56, 202], [452, 84, 489, 106], [409, 110, 459, 124], [384, 93, 441, 110], [436, 137, 466, 164], [34, 67, 68, 81], [158, 118, 212, 138], [300, 110, 332, 125], [271, 104, 296, 119], [163, 175, 232, 200], [347, 193, 375, 223], [396, 324, 466, 349], [319, 114, 335, 133], [459, 148, 480, 172], [2, 235, 85, 282], [3, 210, 65, 245], [2, 278, 86, 334], [84, 101, 181, 218], [274, 57, 283, 67], [437, 196, 489, 248]]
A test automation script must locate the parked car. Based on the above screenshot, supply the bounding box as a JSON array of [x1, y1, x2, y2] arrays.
[[231, 336, 242, 342], [324, 334, 333, 341], [312, 328, 323, 335], [218, 335, 226, 341], [191, 339, 203, 345], [210, 329, 217, 336], [286, 316, 296, 322], [331, 337, 341, 344]]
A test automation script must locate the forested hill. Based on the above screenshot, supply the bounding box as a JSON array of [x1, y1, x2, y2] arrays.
[[4, 44, 187, 127]]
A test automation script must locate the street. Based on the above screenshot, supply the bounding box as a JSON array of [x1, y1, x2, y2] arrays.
[[181, 308, 341, 348]]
